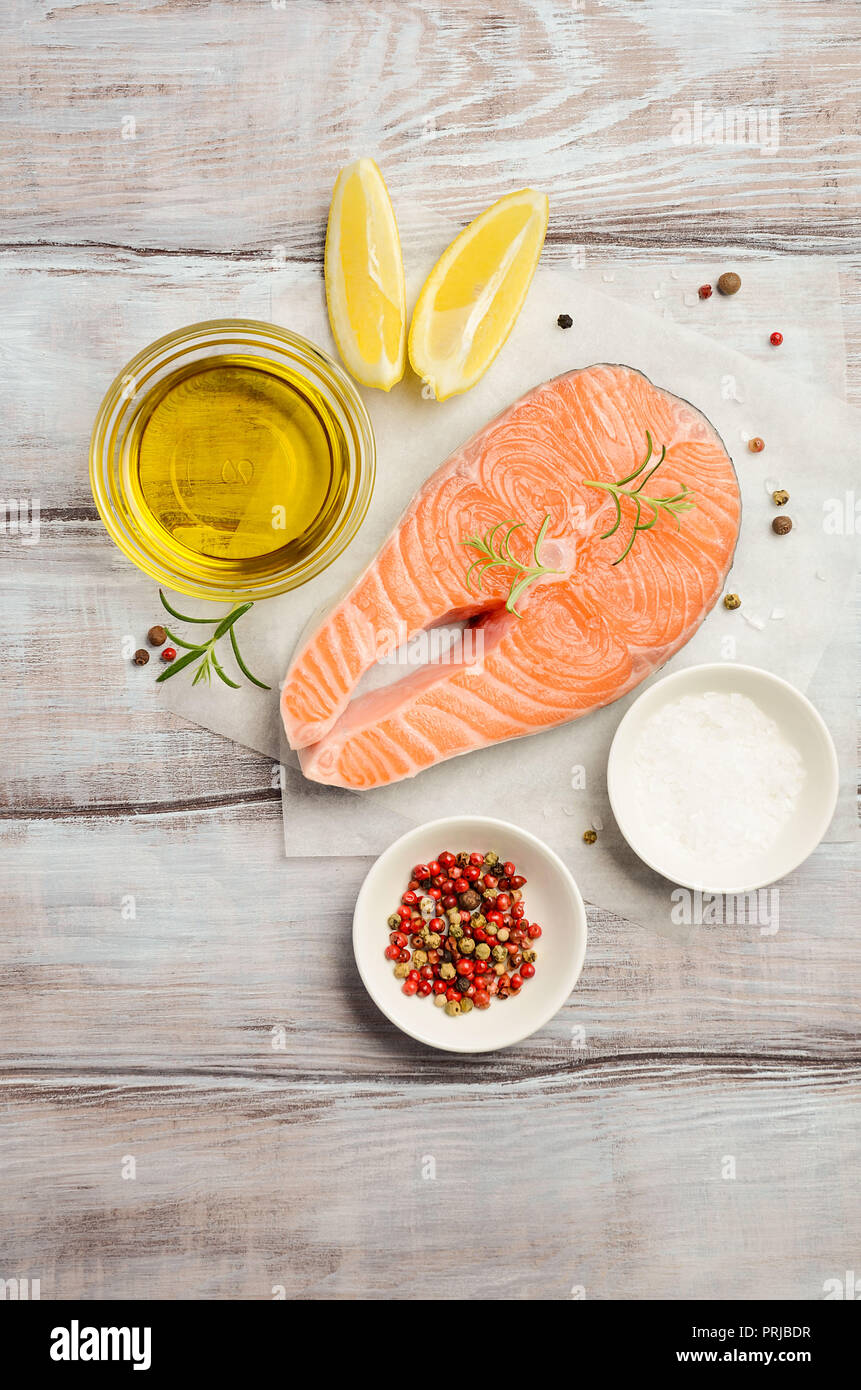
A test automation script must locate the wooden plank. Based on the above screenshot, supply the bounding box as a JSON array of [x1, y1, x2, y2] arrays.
[[2, 818, 858, 1074], [2, 1063, 858, 1299], [2, 0, 860, 256]]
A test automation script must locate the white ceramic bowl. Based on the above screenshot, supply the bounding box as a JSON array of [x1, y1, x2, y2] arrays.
[[607, 663, 839, 894], [353, 816, 588, 1053]]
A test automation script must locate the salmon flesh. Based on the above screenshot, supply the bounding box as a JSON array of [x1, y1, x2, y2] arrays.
[[281, 365, 740, 788]]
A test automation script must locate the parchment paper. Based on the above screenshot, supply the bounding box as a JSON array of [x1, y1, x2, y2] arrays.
[[158, 256, 858, 934]]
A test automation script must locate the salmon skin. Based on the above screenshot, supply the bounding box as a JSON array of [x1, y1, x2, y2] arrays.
[[281, 364, 740, 789]]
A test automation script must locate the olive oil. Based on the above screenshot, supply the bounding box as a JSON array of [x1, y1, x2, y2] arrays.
[[128, 355, 350, 577]]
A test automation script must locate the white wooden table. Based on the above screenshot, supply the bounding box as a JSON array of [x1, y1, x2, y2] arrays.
[[2, 0, 858, 1301]]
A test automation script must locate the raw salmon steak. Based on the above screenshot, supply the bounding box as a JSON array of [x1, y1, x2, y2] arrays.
[[281, 364, 740, 788]]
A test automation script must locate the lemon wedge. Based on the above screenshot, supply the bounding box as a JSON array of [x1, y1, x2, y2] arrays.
[[408, 188, 549, 401], [324, 158, 406, 391]]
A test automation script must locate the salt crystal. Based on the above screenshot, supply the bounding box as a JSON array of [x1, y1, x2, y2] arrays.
[[630, 691, 806, 863], [770, 607, 785, 621], [743, 613, 766, 631], [683, 293, 697, 307], [670, 268, 681, 280], [815, 569, 827, 582], [591, 814, 604, 831], [652, 289, 662, 299], [602, 272, 615, 283]]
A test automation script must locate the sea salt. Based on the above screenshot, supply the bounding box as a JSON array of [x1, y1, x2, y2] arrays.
[[630, 691, 806, 863]]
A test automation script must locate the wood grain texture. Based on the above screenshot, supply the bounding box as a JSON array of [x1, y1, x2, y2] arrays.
[[1, 0, 859, 1301]]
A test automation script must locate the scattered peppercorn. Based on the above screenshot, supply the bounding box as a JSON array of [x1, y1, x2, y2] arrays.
[[769, 331, 783, 346], [717, 271, 741, 296], [582, 829, 597, 844], [772, 489, 789, 507], [160, 646, 177, 662], [698, 284, 713, 300], [723, 593, 741, 610], [748, 436, 765, 453], [147, 624, 167, 647], [557, 312, 573, 329], [385, 848, 538, 1016], [132, 648, 149, 666], [772, 516, 792, 535]]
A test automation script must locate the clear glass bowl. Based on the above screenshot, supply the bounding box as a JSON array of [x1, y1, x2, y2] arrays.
[[89, 319, 375, 601]]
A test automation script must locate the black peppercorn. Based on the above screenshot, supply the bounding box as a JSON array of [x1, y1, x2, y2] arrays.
[[132, 648, 149, 666], [557, 313, 573, 329]]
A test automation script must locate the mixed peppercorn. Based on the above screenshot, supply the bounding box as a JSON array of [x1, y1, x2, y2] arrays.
[[385, 849, 541, 1017]]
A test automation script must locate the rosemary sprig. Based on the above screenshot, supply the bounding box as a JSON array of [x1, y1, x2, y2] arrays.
[[155, 590, 270, 690], [460, 514, 560, 617], [583, 431, 696, 564]]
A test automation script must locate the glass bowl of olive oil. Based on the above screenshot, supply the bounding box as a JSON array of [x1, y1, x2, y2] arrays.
[[90, 319, 375, 601]]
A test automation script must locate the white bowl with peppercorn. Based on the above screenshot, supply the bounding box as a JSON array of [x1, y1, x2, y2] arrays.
[[353, 815, 588, 1053]]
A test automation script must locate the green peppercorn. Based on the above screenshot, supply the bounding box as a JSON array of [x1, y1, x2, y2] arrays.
[[440, 963, 456, 981], [434, 993, 447, 1008], [723, 593, 741, 610], [484, 851, 500, 866], [497, 927, 510, 942], [427, 933, 441, 949], [583, 829, 597, 844], [459, 936, 475, 955], [412, 950, 428, 968], [492, 944, 507, 962], [446, 908, 460, 925], [459, 997, 474, 1014], [472, 913, 487, 930], [772, 489, 789, 507], [387, 913, 401, 930], [449, 922, 464, 940], [521, 949, 537, 964], [394, 963, 410, 979], [445, 999, 461, 1016], [484, 921, 498, 936], [475, 942, 491, 960]]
